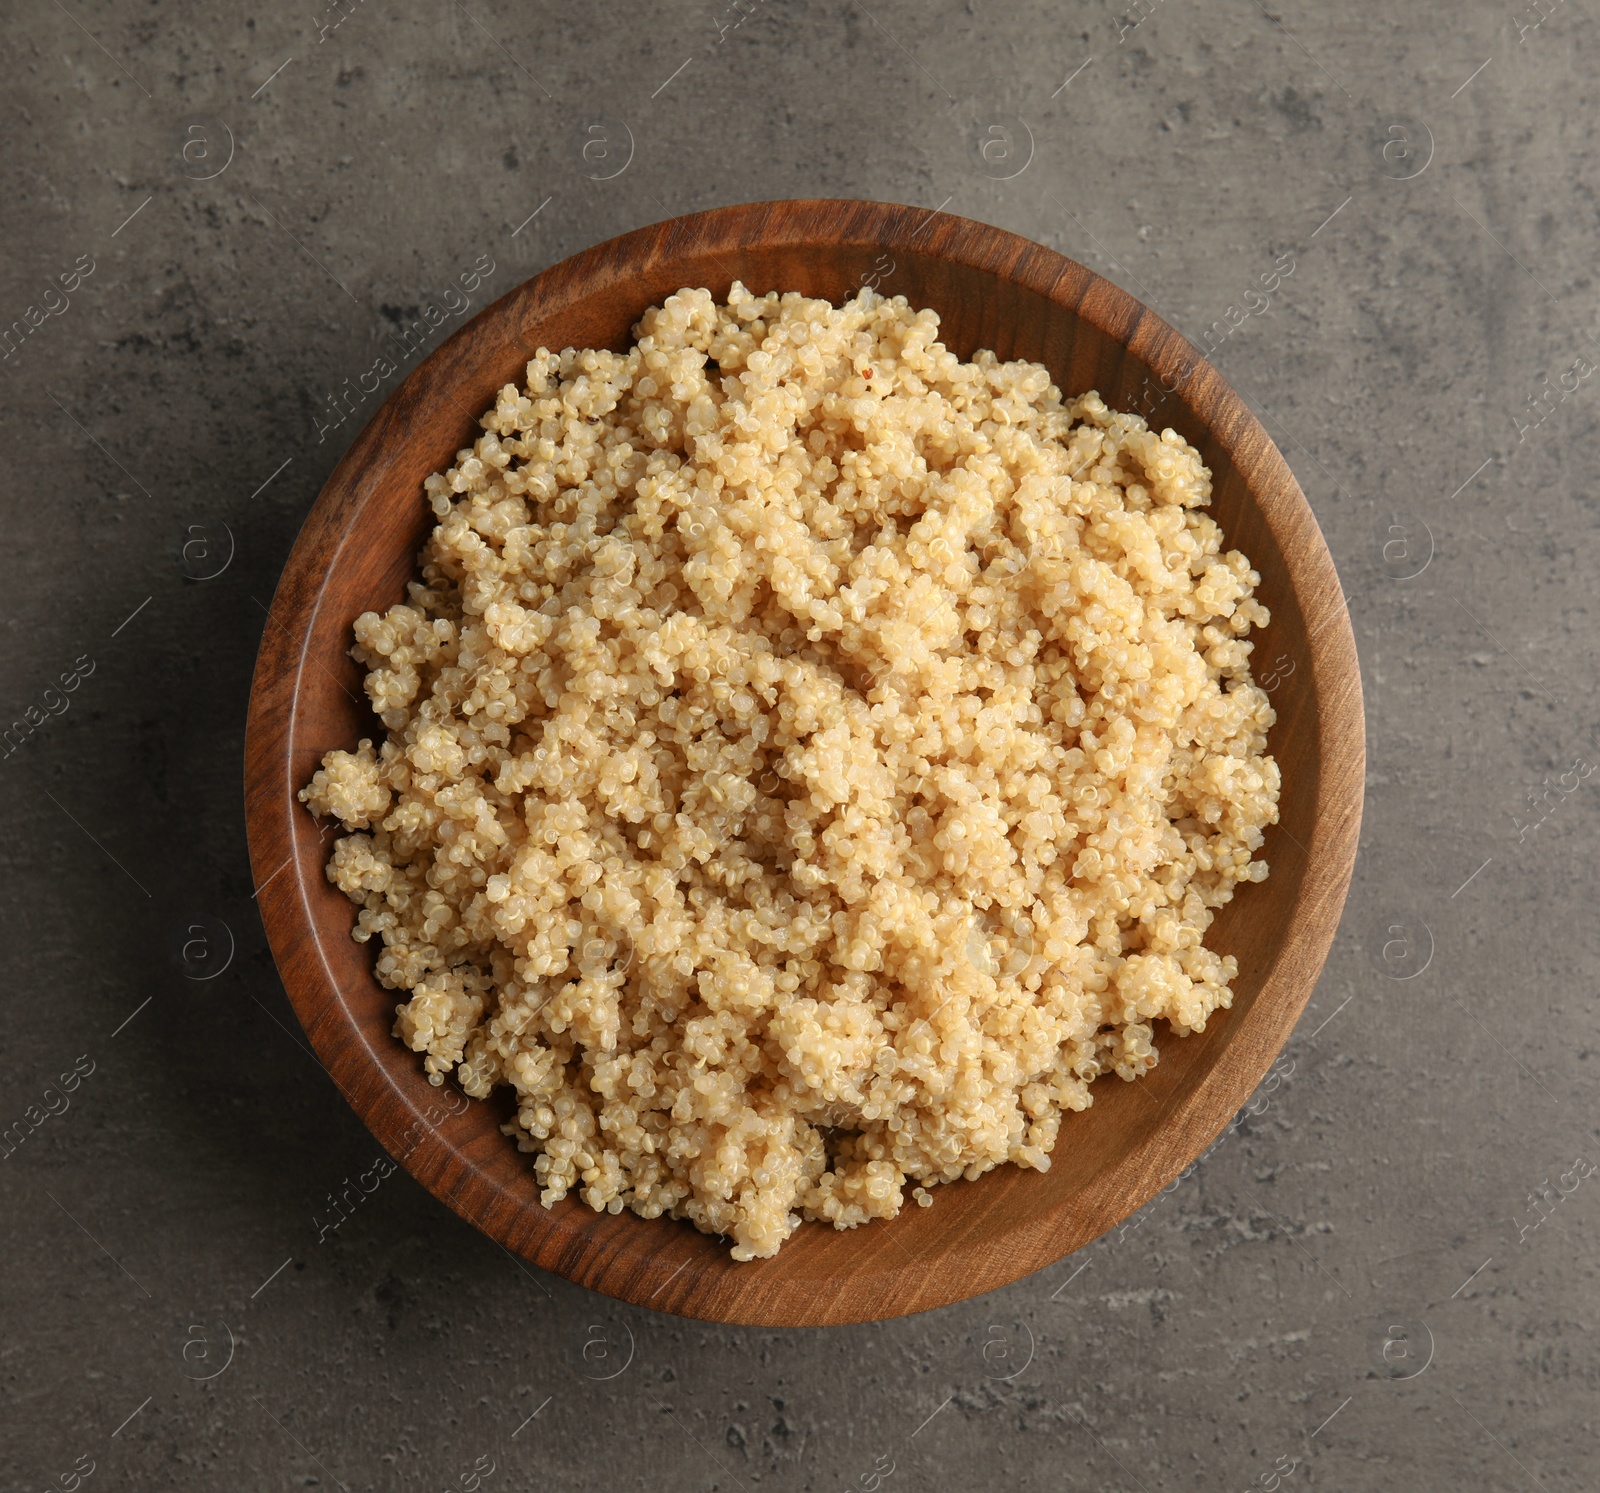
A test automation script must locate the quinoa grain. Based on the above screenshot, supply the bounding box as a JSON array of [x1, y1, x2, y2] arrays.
[[301, 284, 1279, 1260]]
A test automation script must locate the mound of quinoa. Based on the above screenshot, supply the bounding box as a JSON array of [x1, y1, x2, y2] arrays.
[[301, 283, 1279, 1260]]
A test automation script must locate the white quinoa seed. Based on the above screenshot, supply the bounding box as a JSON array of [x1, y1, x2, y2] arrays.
[[300, 284, 1280, 1261]]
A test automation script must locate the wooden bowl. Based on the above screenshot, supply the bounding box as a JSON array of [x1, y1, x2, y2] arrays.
[[246, 199, 1363, 1325]]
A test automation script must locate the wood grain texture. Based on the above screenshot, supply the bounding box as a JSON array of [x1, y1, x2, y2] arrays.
[[244, 199, 1364, 1326]]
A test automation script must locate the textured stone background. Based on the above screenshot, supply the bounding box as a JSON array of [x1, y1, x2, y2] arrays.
[[3, 1, 1597, 1488]]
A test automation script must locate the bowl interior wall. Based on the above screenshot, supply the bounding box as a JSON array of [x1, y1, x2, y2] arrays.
[[282, 225, 1325, 1318]]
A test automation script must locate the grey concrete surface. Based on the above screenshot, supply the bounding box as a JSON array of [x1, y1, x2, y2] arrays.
[[3, 1, 1597, 1488]]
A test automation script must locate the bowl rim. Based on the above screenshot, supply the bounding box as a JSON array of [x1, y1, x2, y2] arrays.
[[245, 197, 1364, 1325]]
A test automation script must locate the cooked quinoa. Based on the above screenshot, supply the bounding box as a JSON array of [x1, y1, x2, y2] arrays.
[[301, 283, 1279, 1261]]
